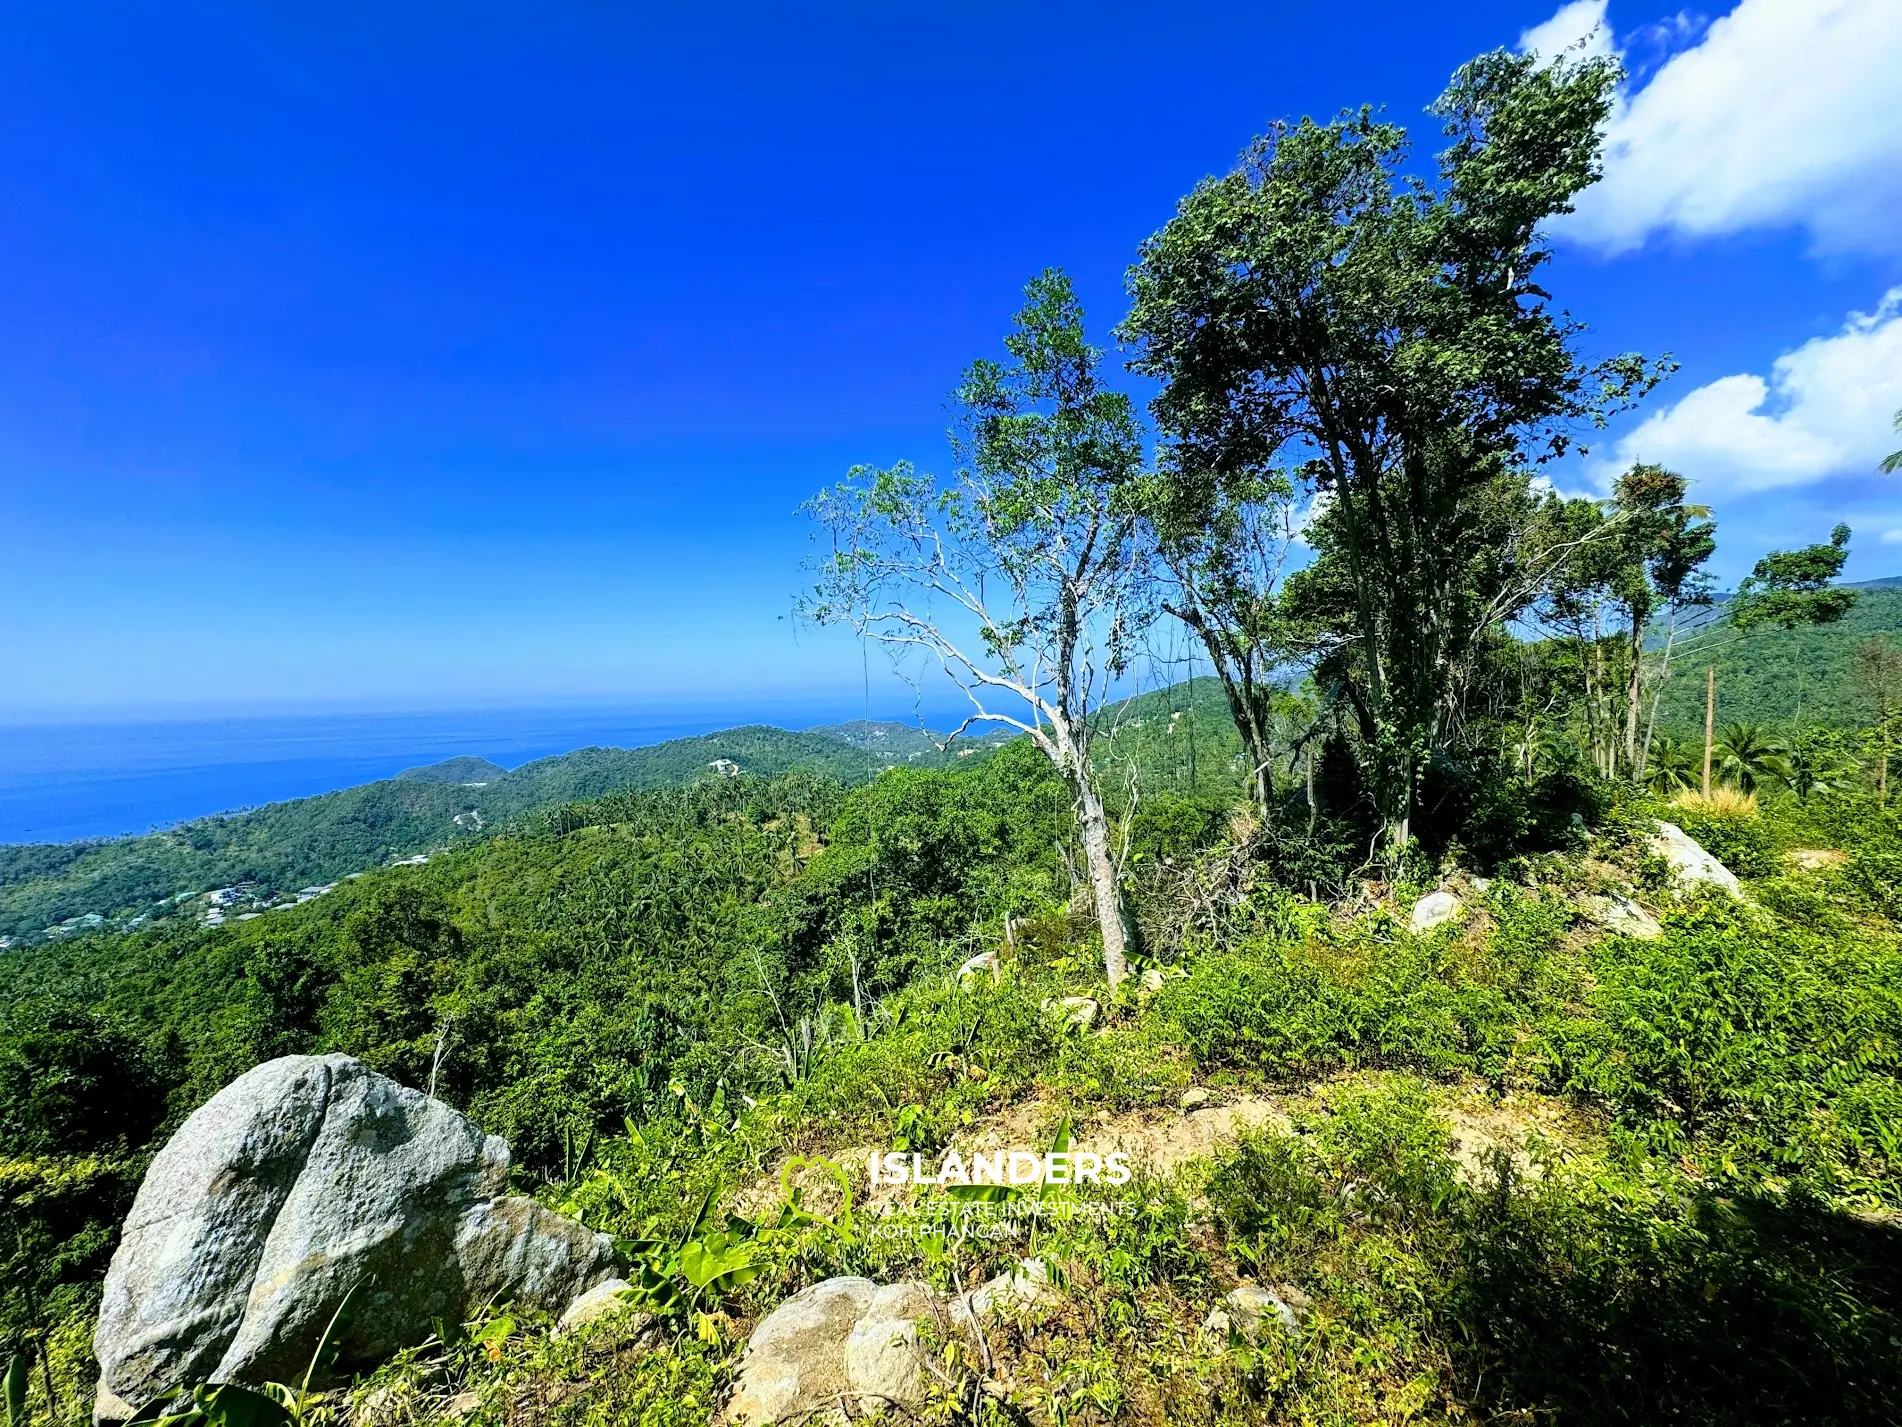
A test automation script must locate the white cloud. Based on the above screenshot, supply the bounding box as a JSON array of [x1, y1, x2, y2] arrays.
[[1519, 0, 1614, 62], [1603, 287, 1902, 495], [1548, 0, 1902, 256], [1882, 529, 1902, 545]]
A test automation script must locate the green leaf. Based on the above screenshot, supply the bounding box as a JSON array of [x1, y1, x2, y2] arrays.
[[470, 1316, 516, 1349], [943, 1183, 1020, 1203], [4, 1357, 27, 1427], [197, 1385, 292, 1427], [678, 1232, 760, 1294]]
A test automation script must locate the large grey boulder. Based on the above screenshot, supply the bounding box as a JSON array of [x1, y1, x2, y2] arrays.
[[725, 1277, 880, 1424], [1649, 821, 1742, 897], [94, 1055, 614, 1421], [726, 1262, 1055, 1423]]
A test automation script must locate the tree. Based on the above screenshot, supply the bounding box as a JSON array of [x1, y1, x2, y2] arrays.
[[1882, 408, 1902, 475], [0, 1005, 167, 1156], [1138, 463, 1301, 818], [802, 272, 1151, 987], [1730, 523, 1857, 633], [1853, 635, 1902, 803], [1642, 732, 1699, 794], [1608, 466, 1715, 779], [1784, 728, 1856, 804], [1711, 721, 1790, 795], [1122, 48, 1664, 857]]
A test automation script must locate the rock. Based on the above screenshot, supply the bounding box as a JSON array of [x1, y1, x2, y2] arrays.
[[1138, 967, 1166, 994], [1649, 821, 1742, 897], [556, 1278, 647, 1337], [1179, 1087, 1212, 1112], [1470, 876, 1492, 892], [727, 1265, 1056, 1423], [955, 950, 998, 985], [93, 1055, 615, 1421], [1202, 1284, 1310, 1344], [727, 1277, 940, 1424], [1409, 891, 1461, 933], [961, 1258, 1055, 1320], [1579, 892, 1662, 940], [1042, 996, 1099, 1031], [842, 1283, 937, 1413]]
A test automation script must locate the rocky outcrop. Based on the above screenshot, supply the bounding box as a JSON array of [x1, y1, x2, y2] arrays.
[[93, 1055, 615, 1422], [1649, 822, 1742, 897], [1409, 891, 1461, 933], [1202, 1283, 1311, 1344], [1579, 891, 1663, 939], [725, 1262, 1054, 1424], [1042, 996, 1099, 1031]]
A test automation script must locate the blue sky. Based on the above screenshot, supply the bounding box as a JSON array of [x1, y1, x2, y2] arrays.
[[0, 0, 1897, 716]]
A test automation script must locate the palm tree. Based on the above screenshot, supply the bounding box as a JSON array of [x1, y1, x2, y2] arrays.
[[1644, 732, 1699, 794], [1785, 733, 1855, 803], [1884, 408, 1902, 474], [1712, 721, 1791, 793]]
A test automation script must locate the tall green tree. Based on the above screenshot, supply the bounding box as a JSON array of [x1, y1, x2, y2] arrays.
[[802, 272, 1151, 987], [1122, 48, 1665, 856], [1541, 465, 1713, 780], [1730, 524, 1857, 633], [1137, 463, 1301, 817]]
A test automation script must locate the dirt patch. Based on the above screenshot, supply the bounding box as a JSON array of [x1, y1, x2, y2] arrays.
[[1441, 1094, 1571, 1185], [1790, 848, 1848, 871], [734, 1091, 1290, 1217], [1072, 1096, 1290, 1180]]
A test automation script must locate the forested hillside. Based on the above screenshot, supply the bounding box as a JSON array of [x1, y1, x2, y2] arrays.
[[0, 723, 1000, 943], [1652, 581, 1902, 731]]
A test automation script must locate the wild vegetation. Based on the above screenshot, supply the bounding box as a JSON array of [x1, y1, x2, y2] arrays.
[[0, 724, 1000, 944], [4, 37, 1902, 1427]]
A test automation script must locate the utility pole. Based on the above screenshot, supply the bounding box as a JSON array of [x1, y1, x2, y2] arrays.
[[1702, 665, 1716, 799]]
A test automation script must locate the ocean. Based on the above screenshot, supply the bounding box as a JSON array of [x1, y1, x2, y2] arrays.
[[0, 700, 936, 845]]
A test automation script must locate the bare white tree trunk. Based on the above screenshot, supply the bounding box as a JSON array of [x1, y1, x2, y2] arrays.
[[1075, 776, 1130, 987]]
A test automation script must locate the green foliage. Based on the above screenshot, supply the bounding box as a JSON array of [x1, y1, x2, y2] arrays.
[[0, 724, 984, 942], [1732, 524, 1858, 633], [1669, 798, 1782, 879], [1710, 721, 1791, 794], [0, 1006, 167, 1156], [1124, 44, 1664, 850], [1654, 584, 1902, 733]]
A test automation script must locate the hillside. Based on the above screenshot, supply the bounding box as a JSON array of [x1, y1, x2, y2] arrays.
[[0, 722, 989, 943], [395, 756, 509, 783], [3, 737, 1899, 1425], [1652, 581, 1902, 732]]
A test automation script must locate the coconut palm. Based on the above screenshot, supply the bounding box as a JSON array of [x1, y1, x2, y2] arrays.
[[1884, 408, 1902, 474], [1712, 721, 1791, 793], [1643, 732, 1700, 794], [1785, 730, 1857, 803]]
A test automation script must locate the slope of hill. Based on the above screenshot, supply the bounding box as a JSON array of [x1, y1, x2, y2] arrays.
[[1652, 582, 1902, 732], [395, 756, 509, 783], [0, 723, 989, 943]]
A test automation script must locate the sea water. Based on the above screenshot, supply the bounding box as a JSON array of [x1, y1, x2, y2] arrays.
[[0, 699, 939, 844]]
